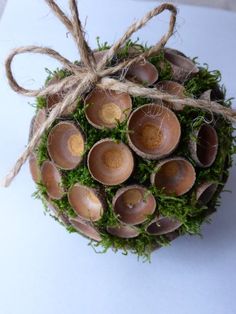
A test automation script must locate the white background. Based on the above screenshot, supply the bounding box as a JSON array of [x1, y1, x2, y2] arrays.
[[0, 1, 236, 314]]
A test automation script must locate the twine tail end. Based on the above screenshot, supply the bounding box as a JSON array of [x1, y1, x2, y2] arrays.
[[1, 175, 12, 188]]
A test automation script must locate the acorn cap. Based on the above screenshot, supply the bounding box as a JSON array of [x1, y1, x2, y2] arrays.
[[28, 109, 47, 143], [126, 59, 159, 86], [41, 160, 64, 200], [164, 47, 187, 58], [68, 183, 104, 222], [85, 88, 132, 129], [164, 50, 199, 82], [29, 153, 41, 183], [127, 103, 181, 160], [200, 88, 224, 102], [200, 89, 212, 101], [151, 157, 196, 196], [156, 80, 186, 97], [189, 123, 218, 168], [146, 216, 182, 235], [196, 182, 218, 205], [47, 121, 85, 170], [107, 224, 140, 238], [70, 216, 102, 242], [112, 185, 156, 225], [88, 139, 134, 186], [155, 80, 186, 110]]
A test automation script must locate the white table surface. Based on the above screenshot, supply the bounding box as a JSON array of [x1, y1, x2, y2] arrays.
[[0, 1, 236, 314]]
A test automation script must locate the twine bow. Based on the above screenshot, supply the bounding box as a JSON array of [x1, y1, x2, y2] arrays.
[[2, 0, 236, 187]]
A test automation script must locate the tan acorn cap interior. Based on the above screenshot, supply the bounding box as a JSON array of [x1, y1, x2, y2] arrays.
[[88, 139, 134, 186], [127, 103, 181, 159]]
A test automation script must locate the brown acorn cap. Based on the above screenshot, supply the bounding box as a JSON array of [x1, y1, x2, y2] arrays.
[[164, 47, 187, 58], [107, 224, 140, 238], [28, 109, 47, 143], [146, 216, 182, 235], [69, 216, 102, 242], [189, 123, 218, 168], [126, 59, 159, 86], [29, 153, 41, 183], [85, 88, 132, 129], [155, 80, 186, 111], [156, 80, 186, 98], [41, 160, 64, 200], [199, 89, 212, 101], [68, 183, 104, 222], [164, 50, 199, 82], [150, 157, 196, 196], [88, 138, 134, 186], [112, 185, 156, 225], [127, 103, 181, 160], [196, 182, 218, 205], [47, 121, 85, 170]]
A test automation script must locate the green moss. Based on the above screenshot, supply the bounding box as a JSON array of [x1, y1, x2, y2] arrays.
[[185, 64, 222, 98], [149, 51, 172, 81], [36, 96, 47, 111], [32, 40, 236, 261]]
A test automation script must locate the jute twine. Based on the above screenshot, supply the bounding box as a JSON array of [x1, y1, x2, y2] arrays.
[[2, 0, 236, 187]]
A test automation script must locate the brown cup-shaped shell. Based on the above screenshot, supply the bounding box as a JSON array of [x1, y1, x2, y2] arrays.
[[164, 50, 199, 82], [47, 121, 85, 170], [146, 216, 182, 235], [113, 185, 156, 225], [28, 109, 47, 143], [189, 123, 218, 168], [68, 183, 104, 222], [196, 182, 218, 205], [156, 80, 186, 98], [126, 59, 159, 86], [41, 160, 64, 200], [107, 224, 140, 238], [85, 88, 132, 129], [200, 89, 212, 101], [70, 216, 102, 242], [127, 104, 181, 160], [88, 139, 134, 186], [29, 153, 41, 183], [200, 88, 224, 102], [155, 80, 186, 110], [164, 47, 187, 58], [151, 157, 196, 196]]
